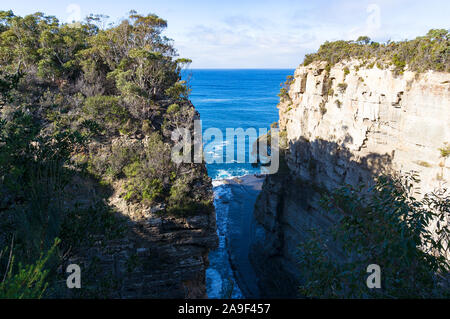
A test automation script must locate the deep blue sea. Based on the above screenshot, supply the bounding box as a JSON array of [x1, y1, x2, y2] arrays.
[[186, 69, 294, 180], [185, 69, 294, 298]]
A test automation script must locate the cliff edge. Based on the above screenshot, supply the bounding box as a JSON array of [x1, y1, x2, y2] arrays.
[[251, 59, 450, 297]]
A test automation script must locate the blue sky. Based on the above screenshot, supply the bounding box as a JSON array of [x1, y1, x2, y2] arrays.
[[5, 0, 450, 68]]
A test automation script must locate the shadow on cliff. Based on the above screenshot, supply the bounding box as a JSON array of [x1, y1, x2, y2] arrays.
[[56, 169, 215, 299], [250, 134, 394, 298]]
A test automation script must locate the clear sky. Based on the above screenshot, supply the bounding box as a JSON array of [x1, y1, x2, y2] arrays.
[[4, 0, 449, 68]]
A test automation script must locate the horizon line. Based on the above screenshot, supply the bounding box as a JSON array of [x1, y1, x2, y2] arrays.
[[186, 67, 297, 70]]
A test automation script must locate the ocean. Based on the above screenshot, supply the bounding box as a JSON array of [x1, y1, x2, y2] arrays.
[[187, 69, 294, 180], [186, 69, 294, 298]]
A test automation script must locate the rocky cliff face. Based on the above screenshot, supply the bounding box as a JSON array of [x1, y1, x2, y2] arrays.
[[0, 11, 218, 299], [64, 107, 218, 299], [79, 201, 218, 298], [251, 60, 450, 297]]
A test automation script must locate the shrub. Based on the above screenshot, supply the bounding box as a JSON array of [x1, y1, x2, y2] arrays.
[[83, 96, 129, 131], [0, 239, 60, 299], [337, 83, 348, 93], [297, 173, 450, 298], [392, 54, 406, 73], [278, 75, 294, 102], [417, 161, 432, 167], [142, 179, 164, 203], [319, 101, 327, 115], [165, 81, 190, 100], [302, 29, 449, 73], [270, 122, 279, 129], [168, 176, 191, 207], [343, 67, 350, 76], [0, 110, 85, 262], [278, 88, 289, 101], [124, 175, 163, 204], [80, 119, 103, 137], [121, 133, 173, 205], [439, 144, 450, 158], [356, 36, 371, 45], [166, 103, 180, 114], [106, 143, 140, 178], [142, 119, 152, 134]]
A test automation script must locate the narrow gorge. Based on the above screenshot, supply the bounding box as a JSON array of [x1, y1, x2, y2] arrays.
[[0, 9, 448, 300]]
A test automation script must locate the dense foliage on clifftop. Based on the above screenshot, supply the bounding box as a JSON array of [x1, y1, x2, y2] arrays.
[[303, 29, 449, 73], [0, 11, 210, 298]]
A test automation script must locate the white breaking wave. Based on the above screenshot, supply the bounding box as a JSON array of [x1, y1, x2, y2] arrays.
[[213, 168, 251, 181]]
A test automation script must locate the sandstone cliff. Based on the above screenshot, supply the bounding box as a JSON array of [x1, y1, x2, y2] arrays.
[[251, 60, 450, 297]]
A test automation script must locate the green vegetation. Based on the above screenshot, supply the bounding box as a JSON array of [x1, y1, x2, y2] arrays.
[[83, 95, 130, 132], [166, 103, 180, 114], [278, 75, 294, 102], [356, 36, 371, 45], [297, 173, 450, 298], [0, 239, 59, 298], [343, 67, 350, 76], [337, 82, 348, 93], [303, 30, 449, 73], [439, 144, 450, 158], [122, 133, 171, 204], [319, 101, 327, 115], [416, 161, 432, 168], [0, 10, 205, 298]]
